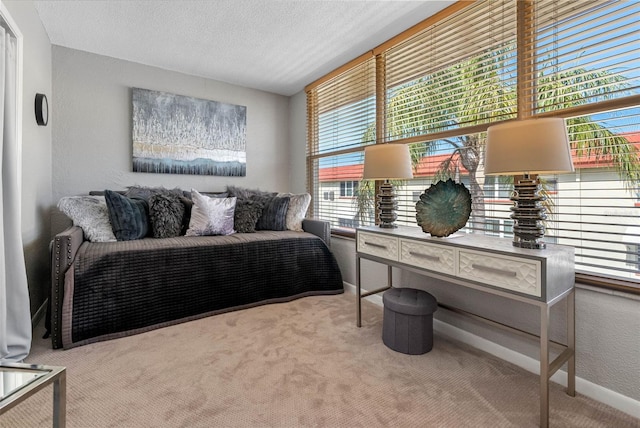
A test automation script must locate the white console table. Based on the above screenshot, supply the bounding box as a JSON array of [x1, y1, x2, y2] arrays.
[[355, 226, 575, 428]]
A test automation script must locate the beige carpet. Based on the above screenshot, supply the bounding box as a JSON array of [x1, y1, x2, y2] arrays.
[[2, 292, 638, 427]]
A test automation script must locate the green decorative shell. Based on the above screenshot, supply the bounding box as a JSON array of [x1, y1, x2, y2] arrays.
[[415, 179, 472, 237]]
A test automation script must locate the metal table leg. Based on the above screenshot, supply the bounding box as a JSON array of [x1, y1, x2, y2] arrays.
[[356, 254, 362, 327], [540, 304, 550, 428], [53, 368, 66, 428], [567, 289, 576, 397]]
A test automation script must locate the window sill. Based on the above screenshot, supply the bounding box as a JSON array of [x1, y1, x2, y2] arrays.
[[330, 228, 640, 296], [575, 273, 640, 296], [331, 227, 356, 239]]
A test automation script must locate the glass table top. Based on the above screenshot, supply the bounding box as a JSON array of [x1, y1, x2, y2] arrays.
[[0, 366, 49, 402]]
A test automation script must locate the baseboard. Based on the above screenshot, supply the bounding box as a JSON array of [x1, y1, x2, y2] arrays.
[[343, 281, 640, 419]]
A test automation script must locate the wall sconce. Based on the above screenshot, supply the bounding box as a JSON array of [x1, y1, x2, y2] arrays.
[[35, 93, 48, 126]]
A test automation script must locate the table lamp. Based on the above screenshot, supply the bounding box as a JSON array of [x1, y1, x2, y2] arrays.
[[363, 143, 414, 228], [484, 118, 574, 249]]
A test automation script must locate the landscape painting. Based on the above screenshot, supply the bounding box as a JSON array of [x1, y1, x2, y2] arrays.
[[132, 88, 246, 176]]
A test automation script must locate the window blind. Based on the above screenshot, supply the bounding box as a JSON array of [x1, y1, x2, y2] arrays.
[[306, 0, 640, 284], [307, 56, 375, 222], [307, 57, 376, 157], [383, 0, 518, 143], [525, 1, 640, 279], [528, 0, 640, 115]]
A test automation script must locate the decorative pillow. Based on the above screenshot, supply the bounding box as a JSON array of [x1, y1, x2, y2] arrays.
[[183, 190, 229, 199], [233, 198, 264, 233], [125, 186, 184, 202], [226, 186, 276, 232], [256, 196, 290, 231], [278, 192, 311, 232], [186, 190, 236, 236], [57, 196, 116, 242], [226, 185, 276, 205], [104, 190, 150, 241], [179, 196, 194, 235], [148, 193, 185, 238], [178, 192, 227, 235]]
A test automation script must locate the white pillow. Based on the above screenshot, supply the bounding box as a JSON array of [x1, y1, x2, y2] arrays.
[[278, 192, 311, 232], [186, 190, 236, 236], [57, 196, 117, 242]]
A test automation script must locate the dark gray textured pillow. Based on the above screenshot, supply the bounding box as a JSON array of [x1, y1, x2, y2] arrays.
[[233, 199, 264, 233], [149, 193, 185, 238], [227, 186, 277, 232], [125, 186, 184, 202], [104, 190, 149, 241], [226, 185, 276, 203], [179, 196, 194, 235], [256, 196, 290, 231]]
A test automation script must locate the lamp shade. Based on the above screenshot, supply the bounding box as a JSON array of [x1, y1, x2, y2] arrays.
[[363, 144, 414, 180], [484, 118, 574, 175]]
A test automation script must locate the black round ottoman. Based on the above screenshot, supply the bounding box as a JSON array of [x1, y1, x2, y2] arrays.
[[382, 287, 438, 355]]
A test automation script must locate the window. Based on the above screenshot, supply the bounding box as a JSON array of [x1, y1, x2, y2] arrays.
[[323, 191, 334, 201], [339, 181, 359, 197], [306, 0, 640, 285]]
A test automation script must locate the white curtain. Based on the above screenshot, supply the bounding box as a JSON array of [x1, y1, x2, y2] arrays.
[[0, 25, 31, 362]]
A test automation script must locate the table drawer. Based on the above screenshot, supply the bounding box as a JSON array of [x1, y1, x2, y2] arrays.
[[458, 249, 541, 297], [357, 232, 399, 261], [400, 239, 454, 275]]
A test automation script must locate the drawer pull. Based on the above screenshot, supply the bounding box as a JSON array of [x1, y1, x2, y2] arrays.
[[365, 241, 387, 250], [409, 251, 440, 262], [471, 264, 517, 277]]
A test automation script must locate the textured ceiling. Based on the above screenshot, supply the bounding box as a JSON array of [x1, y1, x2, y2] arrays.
[[33, 0, 454, 96]]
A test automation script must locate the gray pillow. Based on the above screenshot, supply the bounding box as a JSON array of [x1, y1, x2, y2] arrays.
[[226, 185, 276, 202], [186, 190, 236, 236], [179, 196, 193, 235], [104, 190, 150, 241], [57, 195, 117, 242], [227, 185, 276, 232], [125, 186, 184, 202], [256, 196, 290, 231], [278, 192, 311, 232], [149, 193, 185, 238], [233, 199, 264, 233]]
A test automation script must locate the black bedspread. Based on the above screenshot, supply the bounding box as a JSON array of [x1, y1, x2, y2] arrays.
[[61, 231, 343, 348]]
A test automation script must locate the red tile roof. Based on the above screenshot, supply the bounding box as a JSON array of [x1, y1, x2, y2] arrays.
[[319, 133, 640, 182]]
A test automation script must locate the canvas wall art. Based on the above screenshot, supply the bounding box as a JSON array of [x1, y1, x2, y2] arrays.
[[132, 88, 246, 176]]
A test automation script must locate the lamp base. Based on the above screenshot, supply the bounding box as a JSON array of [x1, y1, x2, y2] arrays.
[[377, 181, 398, 228], [510, 175, 547, 250]]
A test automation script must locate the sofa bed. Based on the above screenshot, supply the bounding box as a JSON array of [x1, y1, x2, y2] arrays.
[[48, 186, 344, 349]]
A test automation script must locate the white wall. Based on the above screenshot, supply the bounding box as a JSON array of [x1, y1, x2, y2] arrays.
[[51, 46, 291, 233], [288, 91, 307, 194], [4, 0, 53, 317]]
